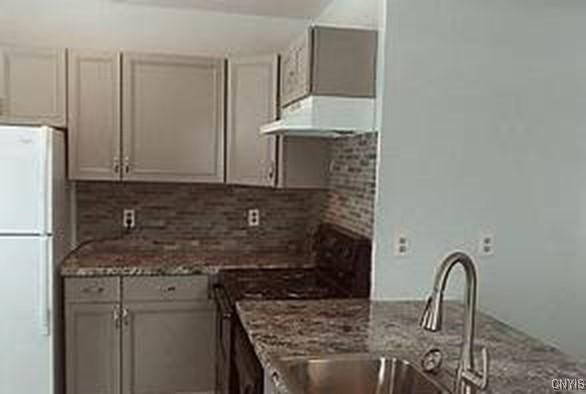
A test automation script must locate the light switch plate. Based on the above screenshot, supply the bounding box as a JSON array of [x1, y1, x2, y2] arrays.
[[478, 233, 495, 256]]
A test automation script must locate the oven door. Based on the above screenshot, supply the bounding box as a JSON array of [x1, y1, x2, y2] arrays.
[[214, 285, 233, 394]]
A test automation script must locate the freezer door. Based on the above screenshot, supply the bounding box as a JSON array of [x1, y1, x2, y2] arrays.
[[0, 236, 54, 394], [0, 126, 51, 234]]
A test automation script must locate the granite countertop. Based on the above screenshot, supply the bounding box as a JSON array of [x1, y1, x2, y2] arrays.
[[237, 299, 586, 394], [61, 241, 312, 277]]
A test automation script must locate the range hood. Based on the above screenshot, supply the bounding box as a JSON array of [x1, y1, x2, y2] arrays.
[[260, 96, 376, 138]]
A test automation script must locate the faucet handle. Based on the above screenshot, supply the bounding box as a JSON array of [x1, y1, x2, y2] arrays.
[[461, 347, 489, 390]]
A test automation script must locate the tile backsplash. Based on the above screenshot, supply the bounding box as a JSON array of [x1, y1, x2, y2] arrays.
[[75, 133, 378, 252], [323, 133, 378, 238], [75, 182, 324, 253]]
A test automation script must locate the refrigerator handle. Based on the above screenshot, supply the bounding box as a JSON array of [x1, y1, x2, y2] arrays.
[[39, 238, 51, 336], [39, 126, 52, 234]]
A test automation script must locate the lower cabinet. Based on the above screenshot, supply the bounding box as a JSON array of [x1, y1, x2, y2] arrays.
[[66, 302, 122, 394], [65, 276, 216, 394], [122, 301, 216, 394]]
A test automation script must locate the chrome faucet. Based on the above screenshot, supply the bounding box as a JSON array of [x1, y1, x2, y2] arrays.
[[420, 252, 489, 394]]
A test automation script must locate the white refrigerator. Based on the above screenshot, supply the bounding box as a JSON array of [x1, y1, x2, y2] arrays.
[[0, 125, 70, 394]]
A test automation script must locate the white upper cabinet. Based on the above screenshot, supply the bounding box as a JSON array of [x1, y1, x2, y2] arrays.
[[280, 32, 311, 109], [122, 53, 225, 183], [0, 46, 66, 127], [68, 50, 121, 181], [227, 55, 278, 187], [280, 26, 378, 109]]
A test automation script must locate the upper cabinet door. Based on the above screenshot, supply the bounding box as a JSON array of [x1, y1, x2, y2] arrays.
[[227, 55, 278, 187], [122, 53, 225, 183], [311, 27, 378, 98], [280, 32, 311, 108], [0, 47, 66, 127], [279, 27, 377, 109], [68, 50, 121, 181]]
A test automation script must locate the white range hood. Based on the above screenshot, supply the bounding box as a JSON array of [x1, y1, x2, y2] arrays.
[[260, 96, 376, 138]]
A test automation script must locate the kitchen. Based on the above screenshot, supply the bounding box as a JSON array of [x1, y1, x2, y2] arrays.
[[1, 0, 586, 394]]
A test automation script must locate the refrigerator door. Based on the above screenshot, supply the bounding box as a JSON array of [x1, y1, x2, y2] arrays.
[[0, 236, 54, 394], [0, 125, 51, 235]]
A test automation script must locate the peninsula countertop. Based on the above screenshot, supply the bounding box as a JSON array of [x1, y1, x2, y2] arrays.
[[60, 241, 313, 277], [237, 299, 586, 394]]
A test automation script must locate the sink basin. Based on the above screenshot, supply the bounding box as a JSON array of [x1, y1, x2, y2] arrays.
[[277, 354, 450, 394]]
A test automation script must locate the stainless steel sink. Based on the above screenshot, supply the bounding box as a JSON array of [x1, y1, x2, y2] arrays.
[[277, 354, 450, 394]]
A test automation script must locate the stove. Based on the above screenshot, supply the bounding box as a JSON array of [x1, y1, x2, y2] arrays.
[[213, 223, 372, 394], [219, 268, 349, 305]]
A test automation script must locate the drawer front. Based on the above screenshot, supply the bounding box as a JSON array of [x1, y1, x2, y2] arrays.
[[123, 276, 209, 302], [65, 277, 120, 302]]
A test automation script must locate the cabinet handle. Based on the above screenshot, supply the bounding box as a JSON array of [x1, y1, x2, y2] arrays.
[[0, 97, 4, 116], [122, 307, 130, 326], [267, 162, 275, 182], [113, 157, 120, 174], [82, 285, 105, 294], [123, 157, 130, 174], [113, 306, 121, 328]]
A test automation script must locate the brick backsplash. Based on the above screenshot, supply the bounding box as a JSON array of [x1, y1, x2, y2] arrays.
[[322, 133, 378, 238], [75, 182, 324, 254], [75, 133, 378, 252]]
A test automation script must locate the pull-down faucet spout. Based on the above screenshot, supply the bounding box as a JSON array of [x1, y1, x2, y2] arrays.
[[420, 252, 489, 394]]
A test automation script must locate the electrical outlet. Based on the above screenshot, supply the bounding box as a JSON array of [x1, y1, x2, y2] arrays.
[[123, 209, 136, 230], [394, 234, 409, 256], [478, 233, 494, 256], [248, 209, 260, 227]]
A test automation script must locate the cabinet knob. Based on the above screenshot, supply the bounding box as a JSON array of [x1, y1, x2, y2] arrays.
[[267, 162, 276, 182], [122, 307, 130, 326], [113, 306, 121, 328], [113, 157, 120, 174]]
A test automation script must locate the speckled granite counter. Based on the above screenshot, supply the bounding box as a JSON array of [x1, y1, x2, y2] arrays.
[[61, 243, 312, 277], [237, 299, 586, 394]]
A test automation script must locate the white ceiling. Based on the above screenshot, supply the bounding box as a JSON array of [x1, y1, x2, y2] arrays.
[[113, 0, 335, 19]]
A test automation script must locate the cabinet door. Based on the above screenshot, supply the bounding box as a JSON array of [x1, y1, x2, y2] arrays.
[[280, 31, 311, 108], [280, 48, 297, 109], [227, 56, 278, 187], [122, 53, 225, 183], [122, 301, 216, 394], [65, 303, 121, 394], [311, 26, 378, 98], [0, 46, 66, 126], [68, 50, 122, 181], [277, 137, 330, 189]]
